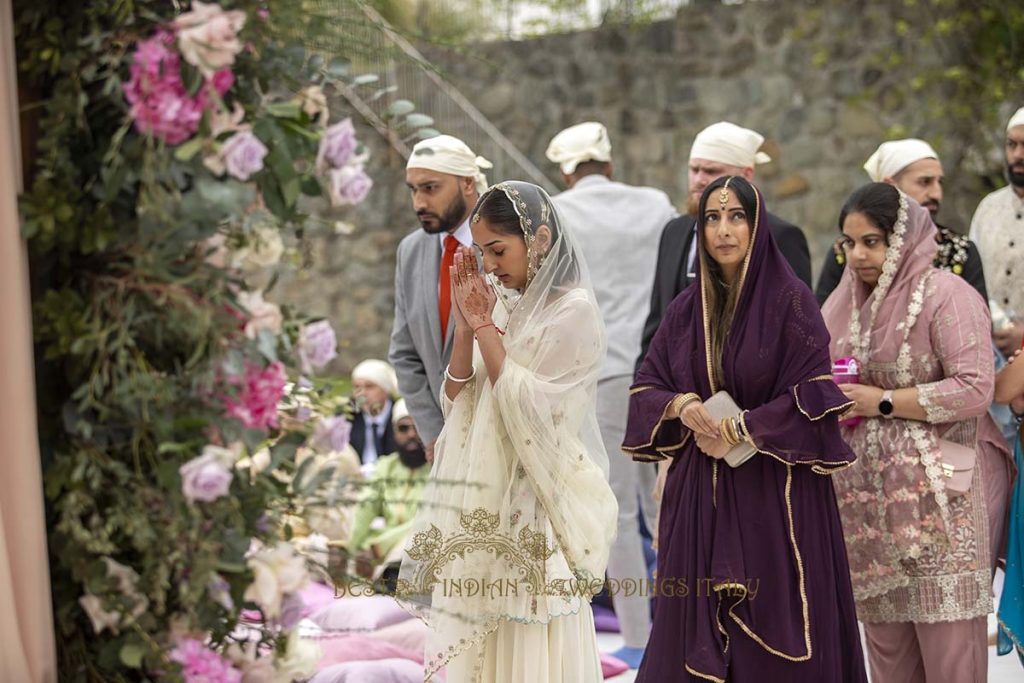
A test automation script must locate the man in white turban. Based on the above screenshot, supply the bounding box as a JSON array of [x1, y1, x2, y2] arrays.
[[815, 138, 987, 305], [545, 121, 676, 669], [639, 121, 811, 365], [349, 359, 399, 467], [970, 107, 1024, 357], [389, 135, 493, 461]]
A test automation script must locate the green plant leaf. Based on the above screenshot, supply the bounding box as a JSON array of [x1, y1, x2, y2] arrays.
[[266, 102, 302, 120], [352, 73, 379, 86], [405, 113, 435, 128], [119, 642, 145, 669], [384, 99, 416, 118], [174, 137, 204, 162]]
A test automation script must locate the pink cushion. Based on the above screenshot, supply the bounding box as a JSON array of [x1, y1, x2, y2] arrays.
[[316, 634, 422, 668], [309, 595, 413, 632], [600, 653, 629, 678], [309, 658, 424, 683], [363, 618, 429, 655], [592, 604, 620, 633], [300, 581, 337, 618]]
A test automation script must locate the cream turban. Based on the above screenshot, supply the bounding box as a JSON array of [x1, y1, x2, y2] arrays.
[[863, 139, 939, 181], [406, 134, 493, 194], [689, 122, 772, 167], [1007, 107, 1024, 133], [351, 359, 398, 396], [391, 398, 410, 426], [545, 122, 612, 175]]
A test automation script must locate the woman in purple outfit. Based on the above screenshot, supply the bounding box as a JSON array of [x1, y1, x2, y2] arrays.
[[623, 176, 867, 682]]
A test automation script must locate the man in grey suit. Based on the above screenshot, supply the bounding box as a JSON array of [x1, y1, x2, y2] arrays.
[[389, 135, 492, 461], [547, 122, 677, 669]]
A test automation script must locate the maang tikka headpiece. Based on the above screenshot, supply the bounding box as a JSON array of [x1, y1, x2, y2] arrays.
[[718, 177, 732, 212]]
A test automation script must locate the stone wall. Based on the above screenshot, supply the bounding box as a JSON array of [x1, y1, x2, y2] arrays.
[[280, 1, 1012, 372]]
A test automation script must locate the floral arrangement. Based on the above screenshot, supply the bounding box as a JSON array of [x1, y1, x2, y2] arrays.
[[13, 0, 426, 679]]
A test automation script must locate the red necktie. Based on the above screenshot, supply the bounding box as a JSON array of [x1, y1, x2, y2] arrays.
[[439, 235, 458, 341]]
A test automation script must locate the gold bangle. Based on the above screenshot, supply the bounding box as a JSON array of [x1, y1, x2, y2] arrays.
[[671, 392, 700, 418], [720, 418, 739, 447], [737, 412, 752, 443]]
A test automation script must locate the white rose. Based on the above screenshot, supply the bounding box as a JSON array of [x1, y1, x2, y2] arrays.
[[234, 226, 284, 270], [272, 631, 321, 683], [174, 1, 247, 78], [237, 290, 283, 339], [243, 542, 309, 618], [295, 85, 329, 125]]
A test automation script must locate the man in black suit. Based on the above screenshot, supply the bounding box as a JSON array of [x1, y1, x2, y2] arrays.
[[638, 122, 811, 367], [348, 359, 399, 467]]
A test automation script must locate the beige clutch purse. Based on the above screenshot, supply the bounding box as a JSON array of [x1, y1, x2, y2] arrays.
[[936, 438, 975, 497], [702, 391, 757, 468]]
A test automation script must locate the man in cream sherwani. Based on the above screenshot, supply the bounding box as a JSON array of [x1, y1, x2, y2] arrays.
[[546, 122, 677, 669], [389, 135, 492, 461]]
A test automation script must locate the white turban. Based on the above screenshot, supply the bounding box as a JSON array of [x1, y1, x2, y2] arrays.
[[406, 134, 493, 194], [1007, 106, 1024, 133], [351, 359, 398, 397], [391, 398, 410, 426], [689, 121, 772, 168], [545, 122, 612, 174], [863, 139, 940, 181]]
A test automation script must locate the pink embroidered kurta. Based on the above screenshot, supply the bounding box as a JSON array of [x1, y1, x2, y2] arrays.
[[823, 193, 996, 624]]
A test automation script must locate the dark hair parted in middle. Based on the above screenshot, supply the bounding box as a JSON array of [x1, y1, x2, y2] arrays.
[[838, 182, 901, 236]]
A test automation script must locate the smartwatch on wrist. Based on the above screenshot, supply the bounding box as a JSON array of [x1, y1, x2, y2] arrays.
[[878, 390, 894, 418]]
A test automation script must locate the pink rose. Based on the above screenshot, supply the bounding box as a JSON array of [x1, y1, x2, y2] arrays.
[[327, 165, 373, 207], [315, 118, 357, 173], [224, 361, 287, 431], [174, 1, 247, 78], [297, 321, 338, 374], [123, 30, 233, 145], [220, 131, 267, 181], [170, 637, 242, 683]]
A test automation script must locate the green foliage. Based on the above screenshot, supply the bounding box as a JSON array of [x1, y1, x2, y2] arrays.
[[14, 1, 387, 680]]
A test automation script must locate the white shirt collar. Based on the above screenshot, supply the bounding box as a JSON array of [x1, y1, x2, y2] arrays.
[[570, 174, 611, 190], [439, 217, 473, 253]]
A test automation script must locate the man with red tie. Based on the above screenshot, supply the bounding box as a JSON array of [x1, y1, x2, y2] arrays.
[[389, 135, 492, 462]]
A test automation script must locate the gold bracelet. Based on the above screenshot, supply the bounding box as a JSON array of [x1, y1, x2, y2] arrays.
[[737, 412, 752, 443], [670, 392, 700, 418], [720, 417, 739, 447]]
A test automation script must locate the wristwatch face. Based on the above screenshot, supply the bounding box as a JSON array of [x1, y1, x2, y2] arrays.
[[879, 398, 894, 416]]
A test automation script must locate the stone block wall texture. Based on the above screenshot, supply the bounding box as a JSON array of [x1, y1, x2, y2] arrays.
[[279, 1, 1014, 372]]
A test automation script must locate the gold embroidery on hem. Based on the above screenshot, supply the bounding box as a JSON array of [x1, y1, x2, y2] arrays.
[[684, 663, 725, 683], [725, 466, 813, 662]]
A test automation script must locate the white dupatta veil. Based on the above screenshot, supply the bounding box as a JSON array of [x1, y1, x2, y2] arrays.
[[396, 181, 617, 678]]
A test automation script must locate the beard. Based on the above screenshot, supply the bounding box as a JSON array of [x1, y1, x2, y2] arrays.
[[921, 200, 940, 216], [686, 193, 701, 217], [417, 194, 468, 235], [398, 439, 427, 469], [1008, 161, 1024, 188]]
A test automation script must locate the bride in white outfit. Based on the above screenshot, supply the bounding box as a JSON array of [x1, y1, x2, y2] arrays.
[[398, 181, 617, 682]]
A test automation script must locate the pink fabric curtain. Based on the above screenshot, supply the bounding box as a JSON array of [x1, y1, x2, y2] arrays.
[[0, 0, 57, 679]]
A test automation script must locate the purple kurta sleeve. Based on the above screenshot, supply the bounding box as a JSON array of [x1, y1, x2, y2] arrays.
[[742, 377, 857, 473]]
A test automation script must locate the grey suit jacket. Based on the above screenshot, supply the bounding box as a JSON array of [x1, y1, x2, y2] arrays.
[[388, 229, 455, 444]]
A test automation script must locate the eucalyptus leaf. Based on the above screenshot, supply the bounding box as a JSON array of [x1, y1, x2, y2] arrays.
[[326, 57, 350, 78], [384, 99, 416, 118], [416, 127, 442, 140], [352, 73, 379, 86], [405, 113, 435, 128]]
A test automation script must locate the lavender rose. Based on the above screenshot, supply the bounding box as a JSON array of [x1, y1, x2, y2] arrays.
[[315, 119, 357, 173], [297, 320, 338, 374], [311, 415, 352, 453], [180, 451, 234, 502], [221, 131, 268, 181], [327, 165, 373, 207]]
